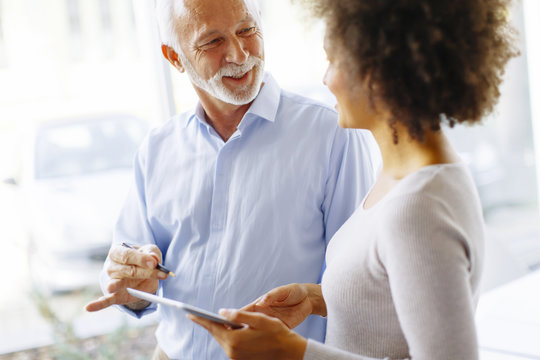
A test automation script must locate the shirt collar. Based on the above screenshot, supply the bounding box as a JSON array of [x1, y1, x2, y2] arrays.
[[184, 72, 280, 129], [184, 103, 208, 129], [244, 72, 280, 124]]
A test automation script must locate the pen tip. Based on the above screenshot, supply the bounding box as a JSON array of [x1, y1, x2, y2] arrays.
[[169, 272, 176, 277]]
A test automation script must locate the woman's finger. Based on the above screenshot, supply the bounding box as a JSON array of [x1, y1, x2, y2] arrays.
[[220, 309, 282, 330], [255, 286, 292, 305], [187, 314, 229, 336]]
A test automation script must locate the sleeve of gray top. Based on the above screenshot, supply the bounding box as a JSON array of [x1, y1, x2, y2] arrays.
[[378, 193, 479, 360], [304, 339, 397, 360]]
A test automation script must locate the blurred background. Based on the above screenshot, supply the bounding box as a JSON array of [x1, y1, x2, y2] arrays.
[[0, 0, 539, 359]]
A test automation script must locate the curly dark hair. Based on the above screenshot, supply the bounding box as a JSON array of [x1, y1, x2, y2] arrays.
[[301, 0, 518, 141]]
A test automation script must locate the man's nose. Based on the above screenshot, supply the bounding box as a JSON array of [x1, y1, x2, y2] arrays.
[[225, 37, 249, 64]]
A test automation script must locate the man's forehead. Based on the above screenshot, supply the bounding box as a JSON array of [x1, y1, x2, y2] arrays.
[[177, 0, 256, 41], [179, 0, 251, 22]]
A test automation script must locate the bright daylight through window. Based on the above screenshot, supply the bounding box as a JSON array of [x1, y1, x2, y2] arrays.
[[0, 0, 6, 67], [0, 0, 538, 359]]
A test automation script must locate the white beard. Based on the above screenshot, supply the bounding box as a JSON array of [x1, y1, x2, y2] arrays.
[[179, 52, 265, 106]]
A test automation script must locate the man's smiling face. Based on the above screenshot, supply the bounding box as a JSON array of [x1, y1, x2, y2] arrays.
[[176, 0, 265, 105]]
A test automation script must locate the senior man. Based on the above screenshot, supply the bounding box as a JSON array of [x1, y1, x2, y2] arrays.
[[86, 0, 378, 359]]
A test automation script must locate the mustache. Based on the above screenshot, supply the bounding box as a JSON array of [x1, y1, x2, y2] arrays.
[[217, 56, 263, 78]]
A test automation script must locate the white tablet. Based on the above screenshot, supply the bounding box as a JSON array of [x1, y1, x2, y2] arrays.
[[126, 288, 244, 329]]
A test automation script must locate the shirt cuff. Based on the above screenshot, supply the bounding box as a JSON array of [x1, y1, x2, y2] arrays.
[[115, 302, 157, 319], [98, 260, 159, 319]]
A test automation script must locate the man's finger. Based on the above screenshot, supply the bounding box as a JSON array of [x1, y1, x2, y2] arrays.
[[85, 293, 116, 312], [107, 261, 165, 280], [106, 278, 142, 293], [109, 245, 157, 269], [139, 244, 163, 264]]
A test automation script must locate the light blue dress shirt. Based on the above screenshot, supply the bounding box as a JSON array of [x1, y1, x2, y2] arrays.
[[101, 73, 379, 359]]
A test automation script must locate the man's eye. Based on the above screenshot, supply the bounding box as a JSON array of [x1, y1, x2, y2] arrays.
[[202, 38, 222, 48], [239, 27, 256, 35]]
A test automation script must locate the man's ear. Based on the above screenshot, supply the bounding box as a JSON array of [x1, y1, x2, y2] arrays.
[[161, 44, 185, 73]]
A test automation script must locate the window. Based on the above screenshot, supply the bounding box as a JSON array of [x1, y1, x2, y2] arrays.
[[0, 0, 167, 355], [99, 0, 112, 32], [524, 0, 540, 210], [127, 0, 139, 56], [99, 0, 114, 58], [0, 0, 6, 67], [0, 0, 538, 358], [66, 0, 83, 61]]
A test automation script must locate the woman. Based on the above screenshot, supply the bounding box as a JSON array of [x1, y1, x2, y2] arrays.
[[188, 0, 517, 358]]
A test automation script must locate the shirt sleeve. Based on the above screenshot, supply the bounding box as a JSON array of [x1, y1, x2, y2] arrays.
[[98, 138, 159, 318], [377, 193, 479, 360], [321, 127, 380, 245]]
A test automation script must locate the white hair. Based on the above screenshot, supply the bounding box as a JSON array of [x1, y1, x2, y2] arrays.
[[154, 0, 263, 55]]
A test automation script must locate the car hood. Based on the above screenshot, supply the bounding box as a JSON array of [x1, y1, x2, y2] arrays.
[[24, 169, 132, 252]]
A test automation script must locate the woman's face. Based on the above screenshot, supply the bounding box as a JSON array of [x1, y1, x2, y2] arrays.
[[322, 35, 377, 130]]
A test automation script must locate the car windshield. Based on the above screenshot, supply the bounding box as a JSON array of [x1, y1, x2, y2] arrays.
[[34, 117, 146, 179]]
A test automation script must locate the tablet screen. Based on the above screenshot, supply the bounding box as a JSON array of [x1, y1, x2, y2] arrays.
[[126, 288, 244, 329]]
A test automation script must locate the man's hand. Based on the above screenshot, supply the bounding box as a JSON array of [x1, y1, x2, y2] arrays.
[[241, 283, 326, 329], [85, 243, 167, 312]]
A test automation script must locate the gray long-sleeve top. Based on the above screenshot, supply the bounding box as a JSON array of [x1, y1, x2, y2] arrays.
[[304, 162, 485, 360]]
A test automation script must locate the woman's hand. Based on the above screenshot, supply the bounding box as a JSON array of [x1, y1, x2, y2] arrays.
[[188, 309, 307, 360], [241, 283, 326, 329]]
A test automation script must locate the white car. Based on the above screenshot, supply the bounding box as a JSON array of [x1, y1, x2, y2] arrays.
[[7, 114, 148, 294]]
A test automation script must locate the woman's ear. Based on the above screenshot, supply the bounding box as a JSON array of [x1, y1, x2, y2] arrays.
[[161, 44, 185, 73]]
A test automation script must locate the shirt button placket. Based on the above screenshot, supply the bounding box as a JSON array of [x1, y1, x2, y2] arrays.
[[197, 145, 230, 358], [212, 149, 228, 232]]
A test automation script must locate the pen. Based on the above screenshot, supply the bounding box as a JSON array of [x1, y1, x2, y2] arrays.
[[121, 242, 176, 277]]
